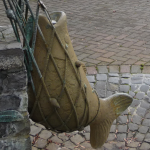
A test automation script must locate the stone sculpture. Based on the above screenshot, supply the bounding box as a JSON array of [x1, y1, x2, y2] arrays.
[[28, 11, 133, 149]]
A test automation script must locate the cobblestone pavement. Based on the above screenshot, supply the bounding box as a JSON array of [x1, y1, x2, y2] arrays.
[[30, 66, 150, 150], [1, 0, 150, 66]]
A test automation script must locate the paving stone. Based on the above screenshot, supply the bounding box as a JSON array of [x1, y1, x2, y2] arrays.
[[84, 126, 90, 132], [96, 74, 107, 81], [132, 115, 142, 125], [81, 141, 94, 149], [119, 85, 129, 93], [108, 77, 119, 84], [142, 119, 150, 127], [139, 142, 150, 150], [86, 75, 95, 82], [46, 143, 59, 150], [136, 107, 146, 117], [103, 143, 116, 150], [127, 131, 136, 138], [95, 81, 106, 98], [120, 65, 130, 73], [107, 91, 113, 97], [109, 66, 119, 73], [117, 125, 127, 133], [130, 99, 140, 107], [30, 125, 42, 136], [89, 83, 94, 88], [129, 91, 135, 97], [120, 78, 130, 85], [110, 125, 116, 133], [128, 107, 136, 115], [128, 123, 139, 131], [117, 133, 126, 141], [145, 112, 150, 119], [131, 65, 141, 73], [140, 85, 149, 93], [64, 141, 76, 149], [144, 78, 150, 85], [147, 91, 150, 97], [86, 66, 97, 75], [121, 73, 130, 78], [142, 66, 150, 74], [107, 83, 119, 92], [70, 134, 85, 144], [57, 133, 69, 142], [127, 142, 139, 148], [50, 136, 63, 144], [117, 116, 127, 124], [107, 133, 116, 141], [84, 133, 90, 141], [135, 92, 145, 100], [121, 109, 128, 115], [131, 76, 143, 84], [138, 126, 149, 134], [131, 84, 139, 92], [98, 66, 108, 73], [140, 101, 150, 109], [108, 73, 119, 77], [34, 138, 47, 148], [144, 95, 150, 103], [39, 130, 52, 140], [32, 147, 38, 150], [135, 133, 145, 142], [35, 123, 46, 129], [115, 142, 125, 150]]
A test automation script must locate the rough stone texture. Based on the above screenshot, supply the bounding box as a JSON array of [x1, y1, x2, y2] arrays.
[[0, 26, 31, 150], [95, 81, 106, 98], [98, 66, 108, 73], [96, 74, 107, 81]]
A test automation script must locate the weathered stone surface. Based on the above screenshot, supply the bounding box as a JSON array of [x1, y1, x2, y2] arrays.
[[138, 126, 149, 134], [140, 101, 150, 109], [136, 107, 146, 117], [84, 133, 90, 140], [117, 116, 127, 124], [95, 81, 106, 98], [117, 133, 126, 141], [127, 142, 139, 148], [131, 84, 139, 92], [140, 85, 149, 93], [96, 74, 107, 81], [135, 133, 145, 142], [110, 125, 116, 132], [121, 73, 130, 78], [98, 66, 108, 73], [46, 143, 59, 150], [84, 126, 90, 132], [64, 140, 76, 149], [120, 78, 130, 84], [130, 99, 140, 107], [119, 85, 129, 93], [86, 75, 95, 83], [107, 133, 116, 141], [131, 65, 141, 74], [70, 134, 85, 144], [39, 130, 52, 140], [131, 76, 143, 84], [115, 142, 125, 150], [135, 92, 145, 100], [109, 66, 119, 73], [144, 78, 150, 85], [132, 115, 142, 125], [107, 83, 119, 92], [142, 119, 150, 127], [30, 126, 42, 136], [108, 73, 119, 77], [34, 138, 47, 148], [128, 123, 139, 131], [145, 112, 150, 119], [108, 77, 119, 84], [139, 142, 150, 150], [50, 136, 63, 143], [117, 125, 127, 132], [57, 133, 69, 142], [129, 91, 135, 97]]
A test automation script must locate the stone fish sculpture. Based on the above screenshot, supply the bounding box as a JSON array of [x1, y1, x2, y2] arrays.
[[28, 11, 133, 149]]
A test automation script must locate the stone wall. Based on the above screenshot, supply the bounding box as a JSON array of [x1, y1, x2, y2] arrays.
[[0, 26, 31, 150]]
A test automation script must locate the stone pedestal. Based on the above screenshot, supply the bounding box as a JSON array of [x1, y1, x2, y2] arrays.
[[0, 26, 31, 150]]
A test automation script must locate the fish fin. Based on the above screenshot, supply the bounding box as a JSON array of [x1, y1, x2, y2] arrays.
[[90, 93, 133, 148]]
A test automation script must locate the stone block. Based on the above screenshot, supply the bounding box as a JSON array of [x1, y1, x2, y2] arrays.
[[86, 75, 95, 83], [136, 107, 146, 117], [108, 77, 119, 84], [97, 66, 108, 73], [109, 65, 119, 73], [119, 85, 129, 93], [138, 126, 149, 134], [128, 123, 138, 131], [96, 74, 107, 81], [140, 85, 149, 93], [131, 65, 141, 73], [120, 78, 130, 84], [95, 81, 106, 98]]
